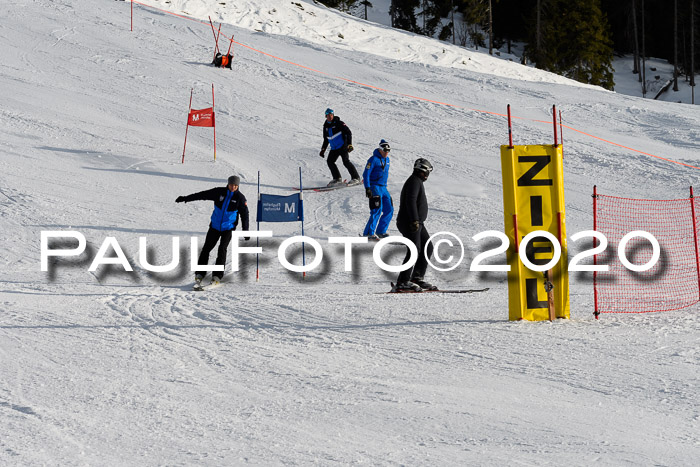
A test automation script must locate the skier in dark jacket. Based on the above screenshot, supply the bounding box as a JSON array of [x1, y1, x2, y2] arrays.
[[394, 158, 436, 292], [319, 108, 360, 187], [176, 175, 250, 286]]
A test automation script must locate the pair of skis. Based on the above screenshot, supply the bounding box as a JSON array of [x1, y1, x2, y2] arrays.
[[293, 179, 363, 193], [386, 283, 490, 294], [190, 280, 488, 295]]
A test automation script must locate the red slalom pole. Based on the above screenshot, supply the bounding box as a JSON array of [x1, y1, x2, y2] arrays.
[[226, 35, 234, 56], [182, 88, 193, 164], [300, 167, 306, 279], [209, 17, 221, 55], [212, 84, 217, 161], [507, 104, 513, 148], [508, 105, 517, 254], [256, 171, 261, 282], [690, 186, 700, 300], [559, 109, 564, 147], [593, 185, 599, 319]]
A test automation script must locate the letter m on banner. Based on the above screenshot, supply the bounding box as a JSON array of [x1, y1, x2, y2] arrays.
[[257, 194, 303, 223], [501, 144, 570, 321]]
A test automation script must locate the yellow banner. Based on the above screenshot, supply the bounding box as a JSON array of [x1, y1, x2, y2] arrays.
[[501, 145, 570, 321]]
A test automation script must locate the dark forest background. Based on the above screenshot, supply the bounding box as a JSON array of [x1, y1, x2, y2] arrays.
[[318, 0, 699, 92]]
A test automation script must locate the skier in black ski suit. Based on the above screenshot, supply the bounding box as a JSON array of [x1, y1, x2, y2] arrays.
[[319, 108, 360, 187], [394, 158, 436, 292], [176, 175, 250, 284]]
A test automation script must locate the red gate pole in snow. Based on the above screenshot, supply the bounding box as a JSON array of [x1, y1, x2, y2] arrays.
[[212, 84, 217, 161], [182, 88, 193, 164], [507, 104, 517, 254], [209, 17, 221, 57], [256, 171, 261, 282], [690, 186, 700, 299], [593, 185, 599, 319], [559, 109, 564, 150], [553, 105, 563, 247], [507, 104, 513, 148], [300, 167, 307, 279], [226, 34, 234, 57], [549, 105, 560, 322]]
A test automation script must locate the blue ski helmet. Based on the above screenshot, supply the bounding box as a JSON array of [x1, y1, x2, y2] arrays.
[[325, 108, 334, 116]]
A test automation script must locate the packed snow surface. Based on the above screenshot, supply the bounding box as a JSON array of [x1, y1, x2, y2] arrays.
[[0, 0, 698, 464]]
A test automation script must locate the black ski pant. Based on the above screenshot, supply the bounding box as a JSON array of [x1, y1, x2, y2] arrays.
[[196, 227, 233, 279], [327, 147, 360, 180], [396, 223, 433, 284]]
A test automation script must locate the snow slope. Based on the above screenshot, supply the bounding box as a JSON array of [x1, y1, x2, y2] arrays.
[[0, 0, 698, 464]]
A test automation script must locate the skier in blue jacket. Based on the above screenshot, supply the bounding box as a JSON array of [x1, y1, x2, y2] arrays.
[[176, 175, 250, 286], [362, 139, 393, 239], [319, 108, 361, 187]]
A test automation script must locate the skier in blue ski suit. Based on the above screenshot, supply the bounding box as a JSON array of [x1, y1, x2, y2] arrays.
[[362, 139, 393, 237]]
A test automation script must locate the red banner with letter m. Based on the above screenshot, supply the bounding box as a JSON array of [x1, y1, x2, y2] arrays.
[[188, 107, 215, 127], [182, 85, 217, 163]]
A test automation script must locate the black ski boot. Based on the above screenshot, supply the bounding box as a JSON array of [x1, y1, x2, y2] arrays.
[[412, 278, 437, 291]]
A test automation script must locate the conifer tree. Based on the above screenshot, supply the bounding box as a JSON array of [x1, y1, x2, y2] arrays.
[[460, 0, 490, 49], [390, 0, 421, 33], [419, 0, 444, 36], [528, 0, 615, 90]]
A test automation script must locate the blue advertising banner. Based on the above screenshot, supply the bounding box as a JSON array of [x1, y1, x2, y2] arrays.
[[257, 193, 303, 223]]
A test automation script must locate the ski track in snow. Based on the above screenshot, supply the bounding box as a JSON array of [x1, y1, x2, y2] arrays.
[[0, 0, 698, 464]]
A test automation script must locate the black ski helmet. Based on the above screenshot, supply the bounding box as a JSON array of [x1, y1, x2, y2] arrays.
[[413, 158, 433, 174]]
